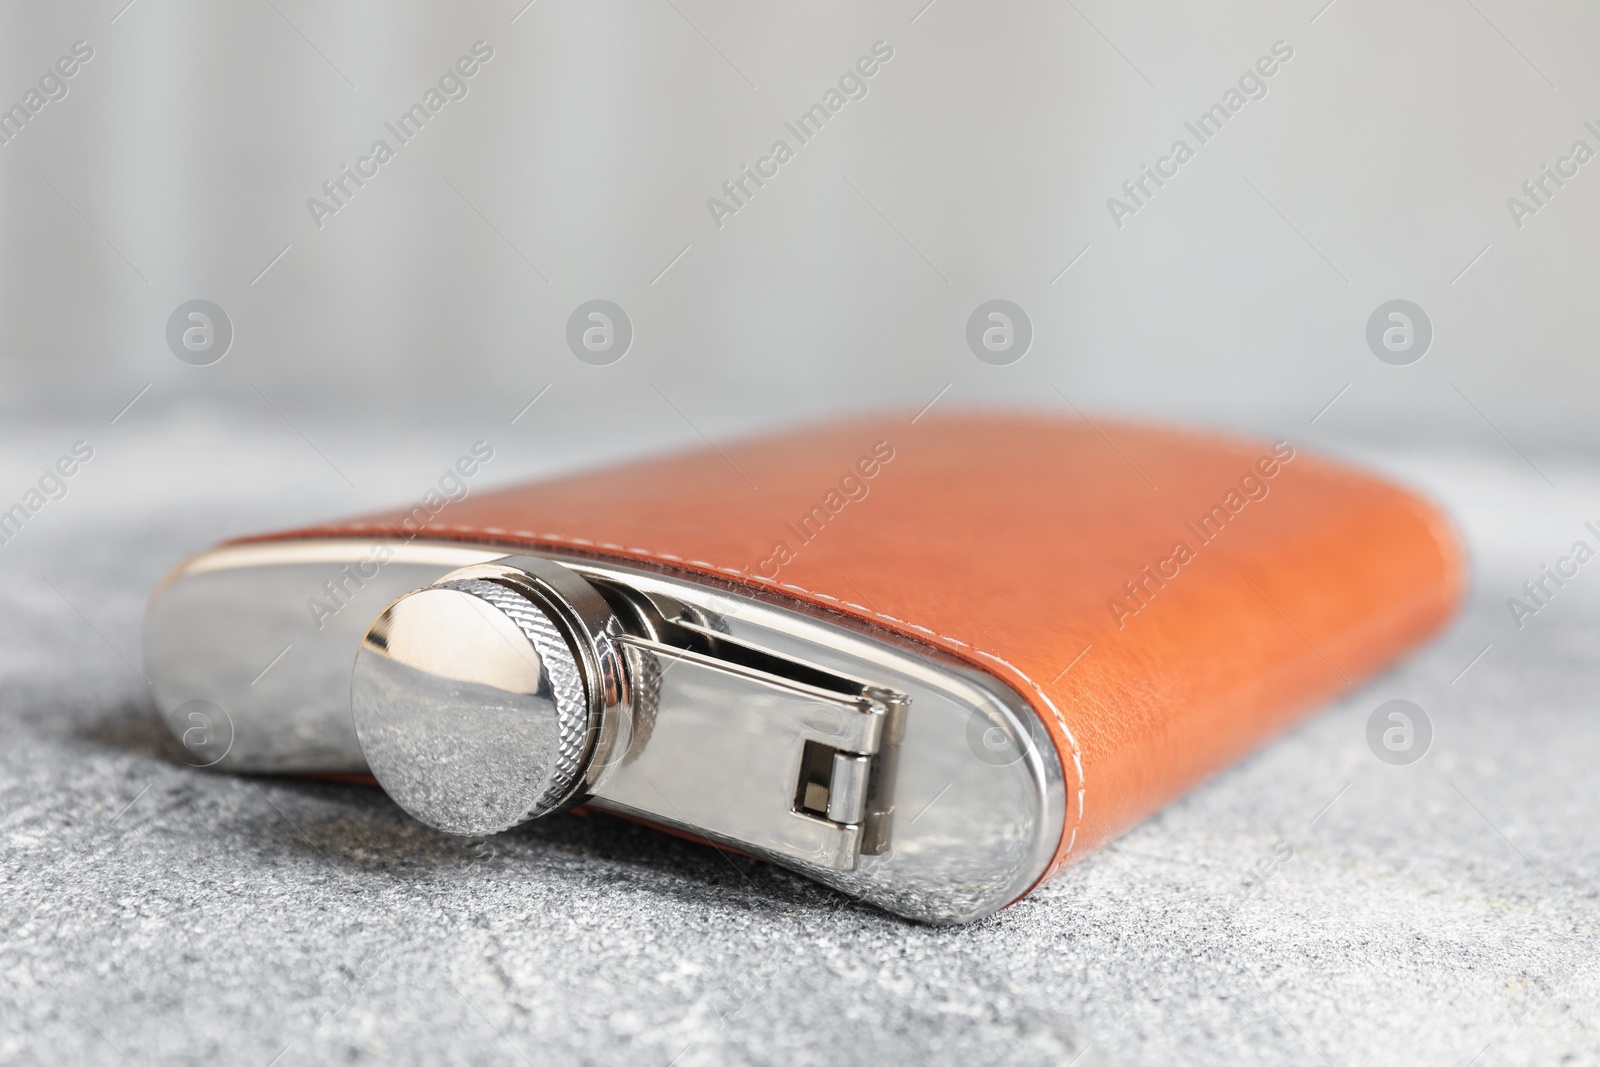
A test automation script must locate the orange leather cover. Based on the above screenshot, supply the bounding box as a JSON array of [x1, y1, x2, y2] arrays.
[[237, 414, 1463, 896]]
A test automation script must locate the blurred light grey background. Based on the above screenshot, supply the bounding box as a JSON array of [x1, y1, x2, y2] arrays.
[[3, 0, 1597, 446], [6, 3, 1600, 1066]]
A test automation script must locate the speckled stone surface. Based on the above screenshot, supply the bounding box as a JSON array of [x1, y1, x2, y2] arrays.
[[3, 408, 1598, 1066]]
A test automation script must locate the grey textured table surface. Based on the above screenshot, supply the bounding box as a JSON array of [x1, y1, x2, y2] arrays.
[[2, 407, 1598, 1066]]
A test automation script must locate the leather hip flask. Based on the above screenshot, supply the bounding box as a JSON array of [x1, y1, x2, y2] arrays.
[[145, 414, 1463, 923]]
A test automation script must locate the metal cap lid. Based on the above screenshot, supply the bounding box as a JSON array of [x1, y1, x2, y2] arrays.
[[351, 559, 626, 836]]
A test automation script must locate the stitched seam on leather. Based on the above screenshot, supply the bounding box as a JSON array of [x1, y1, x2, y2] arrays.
[[326, 520, 1088, 862], [968, 651, 1084, 862]]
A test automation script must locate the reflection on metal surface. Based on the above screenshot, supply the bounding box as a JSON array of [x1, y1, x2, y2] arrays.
[[351, 580, 595, 836], [596, 637, 888, 872], [352, 554, 901, 872], [145, 539, 1065, 923], [146, 542, 502, 772]]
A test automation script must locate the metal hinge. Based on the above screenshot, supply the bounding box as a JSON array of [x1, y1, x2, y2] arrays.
[[591, 580, 910, 871]]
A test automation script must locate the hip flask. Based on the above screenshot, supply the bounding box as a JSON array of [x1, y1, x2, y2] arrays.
[[145, 414, 1462, 923]]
